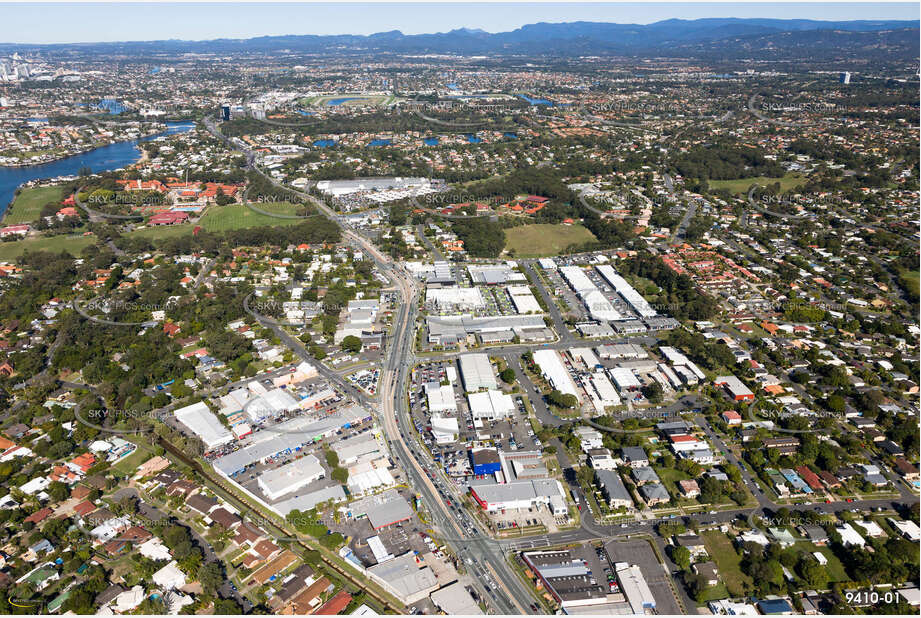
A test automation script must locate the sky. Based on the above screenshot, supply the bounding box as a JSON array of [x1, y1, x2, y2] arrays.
[[1, 2, 917, 44]]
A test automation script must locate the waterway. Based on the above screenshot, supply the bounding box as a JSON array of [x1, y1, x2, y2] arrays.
[[0, 121, 194, 217]]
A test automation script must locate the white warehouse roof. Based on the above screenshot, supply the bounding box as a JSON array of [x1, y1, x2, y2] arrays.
[[174, 401, 234, 450]]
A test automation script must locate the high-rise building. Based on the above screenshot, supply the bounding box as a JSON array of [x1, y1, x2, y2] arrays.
[[220, 104, 231, 121], [839, 71, 851, 84]]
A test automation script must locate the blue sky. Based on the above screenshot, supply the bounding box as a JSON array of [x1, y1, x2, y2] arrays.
[[2, 2, 917, 44]]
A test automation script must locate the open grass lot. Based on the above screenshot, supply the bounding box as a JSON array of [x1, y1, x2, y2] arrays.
[[708, 173, 807, 195], [504, 223, 597, 257], [0, 234, 95, 261], [702, 530, 752, 596], [899, 270, 919, 298], [198, 202, 306, 232], [127, 224, 195, 240], [4, 185, 64, 224]]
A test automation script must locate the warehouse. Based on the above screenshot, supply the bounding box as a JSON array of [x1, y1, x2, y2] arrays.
[[597, 343, 648, 360], [257, 455, 325, 501], [506, 285, 541, 314], [426, 315, 548, 346], [174, 402, 234, 450], [559, 266, 622, 321], [469, 478, 567, 515], [615, 563, 656, 613], [533, 349, 581, 401], [244, 388, 299, 421], [425, 287, 486, 312], [333, 432, 381, 466], [467, 390, 515, 421], [458, 354, 498, 392], [366, 552, 439, 605], [430, 581, 483, 615], [359, 490, 414, 530], [714, 375, 754, 401], [211, 406, 368, 477], [596, 265, 657, 318], [587, 371, 621, 409], [430, 416, 459, 444], [608, 367, 641, 391], [424, 381, 457, 413], [522, 550, 607, 608]]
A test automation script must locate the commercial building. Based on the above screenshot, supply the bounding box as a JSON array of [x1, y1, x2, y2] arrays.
[[470, 448, 502, 476], [467, 389, 515, 422], [426, 287, 485, 312], [424, 381, 457, 413], [469, 478, 567, 515], [430, 581, 483, 615], [257, 455, 325, 501], [430, 416, 459, 444], [366, 552, 439, 604], [426, 315, 549, 347], [458, 354, 498, 392], [174, 401, 234, 450]]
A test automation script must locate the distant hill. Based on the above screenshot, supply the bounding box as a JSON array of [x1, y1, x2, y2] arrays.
[[1, 18, 917, 60]]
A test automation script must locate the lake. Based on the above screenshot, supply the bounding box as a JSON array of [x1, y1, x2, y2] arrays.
[[0, 122, 194, 217]]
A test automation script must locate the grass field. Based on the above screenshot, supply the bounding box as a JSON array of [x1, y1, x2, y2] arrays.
[[127, 224, 195, 240], [4, 185, 64, 224], [0, 234, 95, 261], [504, 223, 597, 257], [302, 94, 397, 108], [899, 270, 919, 299], [702, 530, 752, 596], [197, 202, 306, 232], [708, 173, 807, 195]]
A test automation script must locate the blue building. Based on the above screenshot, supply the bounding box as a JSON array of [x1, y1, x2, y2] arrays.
[[470, 448, 501, 476]]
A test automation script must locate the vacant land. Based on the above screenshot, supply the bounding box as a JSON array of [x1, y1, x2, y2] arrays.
[[0, 234, 95, 261], [708, 173, 806, 195], [4, 186, 64, 224], [197, 202, 306, 232], [702, 530, 752, 596], [504, 223, 597, 257]]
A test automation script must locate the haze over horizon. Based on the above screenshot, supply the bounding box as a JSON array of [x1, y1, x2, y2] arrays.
[[0, 2, 918, 45]]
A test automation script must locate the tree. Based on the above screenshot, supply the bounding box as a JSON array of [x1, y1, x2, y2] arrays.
[[340, 335, 362, 353], [197, 561, 225, 596], [548, 389, 578, 409], [642, 381, 664, 404], [672, 545, 691, 571], [499, 368, 516, 384]]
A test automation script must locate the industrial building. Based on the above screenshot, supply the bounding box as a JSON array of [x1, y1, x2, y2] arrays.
[[174, 401, 234, 450], [521, 550, 608, 608], [559, 266, 622, 322], [458, 354, 498, 391], [469, 478, 567, 515], [595, 265, 657, 318], [467, 390, 515, 421], [506, 285, 542, 314], [713, 375, 755, 401], [615, 563, 656, 614], [424, 381, 458, 413], [257, 454, 325, 501], [470, 448, 502, 476], [533, 349, 581, 401], [426, 287, 486, 312]]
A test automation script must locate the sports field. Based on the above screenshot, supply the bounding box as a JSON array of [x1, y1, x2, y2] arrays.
[[504, 223, 597, 257], [4, 186, 64, 224]]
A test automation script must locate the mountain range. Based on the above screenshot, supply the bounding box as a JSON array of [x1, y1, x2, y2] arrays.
[[2, 18, 918, 60]]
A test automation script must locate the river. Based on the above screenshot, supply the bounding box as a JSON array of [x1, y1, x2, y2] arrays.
[[0, 121, 195, 218]]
